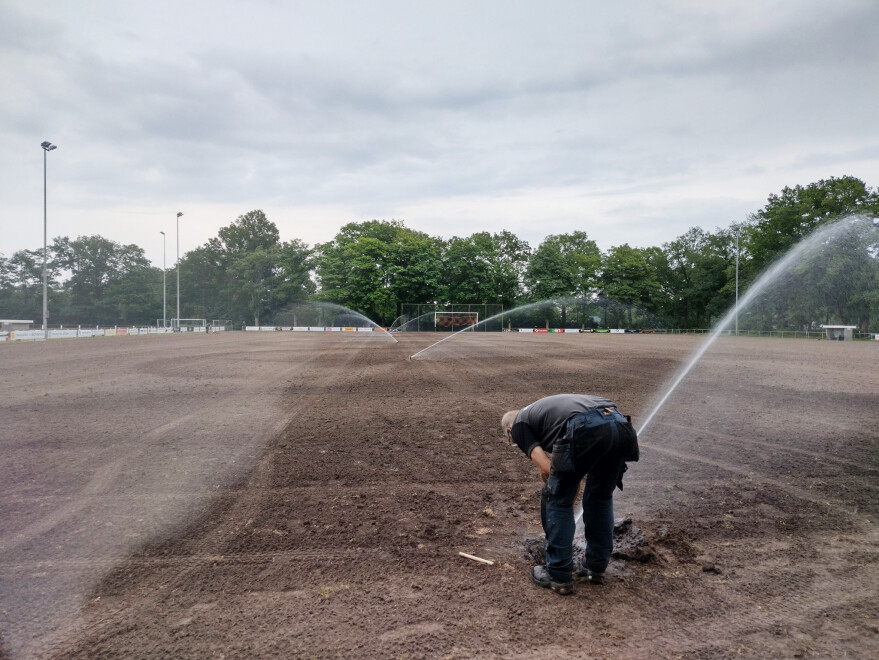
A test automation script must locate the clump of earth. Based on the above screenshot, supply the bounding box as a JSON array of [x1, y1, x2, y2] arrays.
[[523, 516, 656, 569]]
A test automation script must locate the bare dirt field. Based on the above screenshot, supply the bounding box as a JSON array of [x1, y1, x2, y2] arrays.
[[1, 331, 877, 659]]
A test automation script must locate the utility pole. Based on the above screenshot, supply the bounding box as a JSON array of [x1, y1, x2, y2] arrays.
[[160, 231, 167, 327], [735, 228, 740, 336], [176, 211, 183, 327], [41, 141, 57, 339]]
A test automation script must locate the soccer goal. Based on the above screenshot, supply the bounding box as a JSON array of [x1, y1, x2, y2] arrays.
[[210, 319, 232, 332], [393, 304, 503, 332], [172, 318, 207, 332], [434, 311, 478, 330]]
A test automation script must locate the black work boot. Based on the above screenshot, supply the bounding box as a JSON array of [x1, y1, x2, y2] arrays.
[[531, 566, 573, 595], [576, 563, 604, 584]]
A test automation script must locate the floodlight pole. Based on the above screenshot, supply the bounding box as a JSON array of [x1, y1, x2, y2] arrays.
[[160, 231, 167, 327], [176, 211, 183, 327], [41, 141, 57, 339], [735, 229, 740, 336]]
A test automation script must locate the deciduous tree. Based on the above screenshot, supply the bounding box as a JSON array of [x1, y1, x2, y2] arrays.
[[315, 220, 441, 325], [442, 231, 529, 306], [745, 176, 879, 276], [54, 235, 156, 325], [599, 244, 663, 326]]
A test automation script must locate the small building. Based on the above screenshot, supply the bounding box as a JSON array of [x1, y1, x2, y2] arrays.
[[0, 320, 34, 331], [821, 325, 857, 341]]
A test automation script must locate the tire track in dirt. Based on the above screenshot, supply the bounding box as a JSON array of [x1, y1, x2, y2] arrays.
[[629, 556, 878, 658], [45, 339, 398, 657], [655, 419, 878, 472], [0, 335, 344, 659], [77, 342, 373, 563], [642, 441, 868, 521], [1, 548, 377, 572], [0, 415, 199, 555]]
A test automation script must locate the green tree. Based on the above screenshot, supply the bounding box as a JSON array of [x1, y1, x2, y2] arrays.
[[0, 249, 52, 321], [54, 235, 155, 325], [745, 176, 879, 276], [106, 266, 164, 325], [599, 244, 663, 327], [442, 231, 529, 305], [177, 243, 226, 322], [642, 245, 674, 314], [661, 227, 742, 328], [387, 233, 444, 308], [195, 210, 292, 325], [524, 231, 599, 326], [226, 246, 280, 326], [275, 239, 316, 304], [525, 232, 600, 300], [754, 217, 879, 333], [315, 220, 441, 325], [214, 209, 280, 254], [491, 230, 532, 307]]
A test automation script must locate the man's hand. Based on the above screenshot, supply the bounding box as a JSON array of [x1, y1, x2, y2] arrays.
[[529, 447, 552, 482]]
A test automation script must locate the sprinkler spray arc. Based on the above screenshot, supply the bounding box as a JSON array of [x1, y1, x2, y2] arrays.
[[407, 296, 666, 360], [638, 214, 875, 437], [272, 301, 398, 343], [573, 214, 877, 530]]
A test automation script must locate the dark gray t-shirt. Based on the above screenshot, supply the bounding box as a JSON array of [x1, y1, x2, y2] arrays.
[[511, 393, 617, 457]]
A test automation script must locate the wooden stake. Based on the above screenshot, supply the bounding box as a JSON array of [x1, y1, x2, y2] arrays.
[[458, 551, 494, 565]]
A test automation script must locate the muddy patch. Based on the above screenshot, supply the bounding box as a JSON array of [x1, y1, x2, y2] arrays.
[[611, 517, 656, 562], [522, 516, 657, 566]]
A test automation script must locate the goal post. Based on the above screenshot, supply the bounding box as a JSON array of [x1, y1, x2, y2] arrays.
[[394, 304, 503, 331], [172, 318, 207, 332], [434, 311, 478, 330]]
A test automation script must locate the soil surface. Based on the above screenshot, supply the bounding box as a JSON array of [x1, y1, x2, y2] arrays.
[[1, 332, 877, 659]]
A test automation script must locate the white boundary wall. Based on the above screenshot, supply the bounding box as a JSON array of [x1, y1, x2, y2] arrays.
[[5, 326, 198, 342], [16, 325, 865, 340], [245, 326, 389, 333], [242, 326, 637, 334], [515, 328, 627, 334]]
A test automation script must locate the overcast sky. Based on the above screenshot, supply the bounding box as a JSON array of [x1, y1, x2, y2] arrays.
[[2, 0, 878, 268]]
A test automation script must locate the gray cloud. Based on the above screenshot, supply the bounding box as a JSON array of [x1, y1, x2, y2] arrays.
[[1, 0, 877, 262]]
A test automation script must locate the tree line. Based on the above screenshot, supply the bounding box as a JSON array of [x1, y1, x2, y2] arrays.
[[2, 176, 877, 331]]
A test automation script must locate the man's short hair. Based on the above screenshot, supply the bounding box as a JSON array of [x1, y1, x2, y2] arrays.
[[501, 410, 519, 436]]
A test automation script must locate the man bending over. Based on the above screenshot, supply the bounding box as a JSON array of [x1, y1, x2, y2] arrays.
[[502, 394, 639, 595]]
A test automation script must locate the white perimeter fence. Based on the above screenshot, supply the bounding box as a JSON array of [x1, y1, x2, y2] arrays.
[[2, 326, 208, 342], [249, 326, 878, 340], [8, 325, 876, 342], [245, 326, 387, 333], [655, 328, 879, 340]]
